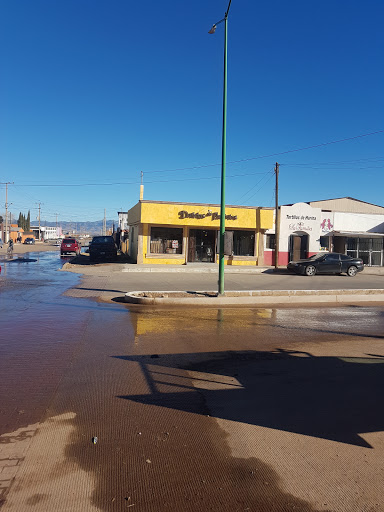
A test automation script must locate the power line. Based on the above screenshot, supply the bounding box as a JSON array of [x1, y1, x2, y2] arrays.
[[280, 165, 384, 171], [233, 169, 274, 204], [12, 171, 271, 188], [243, 172, 275, 206], [140, 129, 384, 174], [282, 157, 384, 166]]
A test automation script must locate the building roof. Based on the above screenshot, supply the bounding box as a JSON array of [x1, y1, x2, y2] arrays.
[[307, 197, 384, 209]]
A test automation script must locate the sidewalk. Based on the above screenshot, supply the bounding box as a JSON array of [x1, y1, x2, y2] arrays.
[[120, 262, 384, 275]]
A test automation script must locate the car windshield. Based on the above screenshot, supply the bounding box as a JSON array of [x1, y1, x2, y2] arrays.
[[92, 237, 113, 243], [63, 239, 75, 243]]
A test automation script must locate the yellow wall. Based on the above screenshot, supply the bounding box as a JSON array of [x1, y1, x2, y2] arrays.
[[141, 202, 261, 229], [258, 208, 273, 230], [127, 202, 141, 225]]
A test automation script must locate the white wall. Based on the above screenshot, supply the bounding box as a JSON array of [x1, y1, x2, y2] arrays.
[[279, 203, 322, 253], [333, 212, 384, 233]]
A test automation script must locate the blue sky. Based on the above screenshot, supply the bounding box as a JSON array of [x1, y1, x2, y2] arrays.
[[1, 0, 383, 223]]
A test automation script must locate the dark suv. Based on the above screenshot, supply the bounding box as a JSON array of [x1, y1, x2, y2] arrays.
[[61, 238, 81, 256], [89, 236, 117, 263]]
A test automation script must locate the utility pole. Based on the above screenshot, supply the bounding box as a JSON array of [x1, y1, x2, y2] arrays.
[[36, 202, 43, 241], [140, 171, 144, 200], [1, 182, 14, 243], [274, 162, 280, 269]]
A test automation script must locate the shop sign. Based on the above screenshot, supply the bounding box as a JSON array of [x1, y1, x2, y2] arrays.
[[178, 210, 237, 221], [286, 213, 318, 232], [171, 240, 179, 249], [288, 222, 314, 231], [321, 218, 334, 233]]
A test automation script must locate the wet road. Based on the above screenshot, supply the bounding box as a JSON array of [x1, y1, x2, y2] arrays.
[[1, 252, 384, 511]]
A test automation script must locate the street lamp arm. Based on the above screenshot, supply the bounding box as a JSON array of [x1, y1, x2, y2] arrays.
[[208, 17, 225, 34]]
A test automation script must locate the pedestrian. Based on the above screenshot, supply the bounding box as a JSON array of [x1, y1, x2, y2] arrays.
[[7, 238, 14, 258]]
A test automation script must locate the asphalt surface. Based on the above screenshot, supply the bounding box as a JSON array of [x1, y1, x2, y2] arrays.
[[1, 251, 384, 511]]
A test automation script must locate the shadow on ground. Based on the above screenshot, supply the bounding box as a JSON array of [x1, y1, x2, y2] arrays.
[[66, 253, 133, 266], [114, 348, 384, 448]]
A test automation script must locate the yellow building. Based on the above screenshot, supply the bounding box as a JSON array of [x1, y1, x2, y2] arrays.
[[128, 200, 274, 266]]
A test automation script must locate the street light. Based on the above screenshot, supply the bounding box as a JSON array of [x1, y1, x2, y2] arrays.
[[209, 0, 232, 295]]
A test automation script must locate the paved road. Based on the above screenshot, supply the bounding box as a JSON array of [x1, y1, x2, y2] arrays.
[[1, 251, 384, 511]]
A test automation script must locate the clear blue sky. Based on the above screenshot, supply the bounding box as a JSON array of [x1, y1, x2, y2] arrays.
[[1, 0, 383, 223]]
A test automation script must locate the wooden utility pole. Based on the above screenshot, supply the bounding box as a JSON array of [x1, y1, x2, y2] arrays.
[[37, 203, 42, 241], [1, 182, 14, 242], [274, 162, 280, 269]]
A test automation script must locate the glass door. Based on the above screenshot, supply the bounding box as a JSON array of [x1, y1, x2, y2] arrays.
[[370, 238, 383, 266], [188, 230, 215, 262]]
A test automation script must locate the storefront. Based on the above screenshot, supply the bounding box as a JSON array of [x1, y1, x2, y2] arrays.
[[127, 200, 274, 265], [264, 199, 384, 266]]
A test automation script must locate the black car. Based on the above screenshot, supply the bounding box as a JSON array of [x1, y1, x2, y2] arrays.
[[89, 236, 117, 263], [287, 252, 364, 277], [23, 237, 35, 244]]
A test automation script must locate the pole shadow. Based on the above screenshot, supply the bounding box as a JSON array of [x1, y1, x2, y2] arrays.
[[114, 349, 384, 448]]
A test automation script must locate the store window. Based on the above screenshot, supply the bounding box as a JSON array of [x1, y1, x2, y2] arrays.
[[266, 234, 275, 250], [346, 238, 358, 259], [150, 227, 183, 254], [232, 230, 255, 256], [319, 236, 329, 251]]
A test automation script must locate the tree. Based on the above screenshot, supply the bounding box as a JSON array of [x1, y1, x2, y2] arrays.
[[18, 212, 22, 227], [27, 211, 30, 231], [0, 215, 3, 225]]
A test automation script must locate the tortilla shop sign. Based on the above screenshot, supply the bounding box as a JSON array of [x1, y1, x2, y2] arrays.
[[178, 210, 237, 221]]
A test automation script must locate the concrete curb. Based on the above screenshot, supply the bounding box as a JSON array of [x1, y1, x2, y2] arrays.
[[121, 265, 384, 275], [121, 265, 268, 274], [125, 288, 384, 306]]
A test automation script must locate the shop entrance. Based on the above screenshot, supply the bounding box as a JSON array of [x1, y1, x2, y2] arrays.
[[289, 233, 308, 261], [188, 229, 216, 263]]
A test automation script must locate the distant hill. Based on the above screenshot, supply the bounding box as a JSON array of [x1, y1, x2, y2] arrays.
[[37, 220, 117, 236]]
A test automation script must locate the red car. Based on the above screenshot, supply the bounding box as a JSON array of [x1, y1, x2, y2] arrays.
[[60, 238, 81, 256]]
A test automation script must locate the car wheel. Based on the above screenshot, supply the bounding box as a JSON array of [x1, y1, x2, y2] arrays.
[[347, 265, 357, 277], [305, 265, 316, 276]]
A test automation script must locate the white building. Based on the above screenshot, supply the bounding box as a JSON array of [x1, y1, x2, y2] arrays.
[[265, 197, 384, 266], [117, 212, 128, 231], [31, 225, 63, 241]]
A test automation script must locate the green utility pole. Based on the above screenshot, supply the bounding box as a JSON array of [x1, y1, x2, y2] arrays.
[[209, 0, 232, 295], [218, 13, 228, 295]]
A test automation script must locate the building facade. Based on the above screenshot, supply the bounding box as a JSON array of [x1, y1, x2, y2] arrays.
[[265, 197, 384, 266], [128, 200, 274, 265]]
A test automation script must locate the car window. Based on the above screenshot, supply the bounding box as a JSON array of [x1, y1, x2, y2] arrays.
[[308, 254, 326, 260], [92, 236, 114, 243], [340, 254, 352, 261], [324, 254, 340, 262], [63, 239, 76, 243]]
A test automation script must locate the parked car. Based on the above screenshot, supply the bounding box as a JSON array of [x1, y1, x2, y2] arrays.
[[89, 236, 117, 263], [287, 252, 364, 277], [23, 237, 35, 245], [60, 238, 81, 256]]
